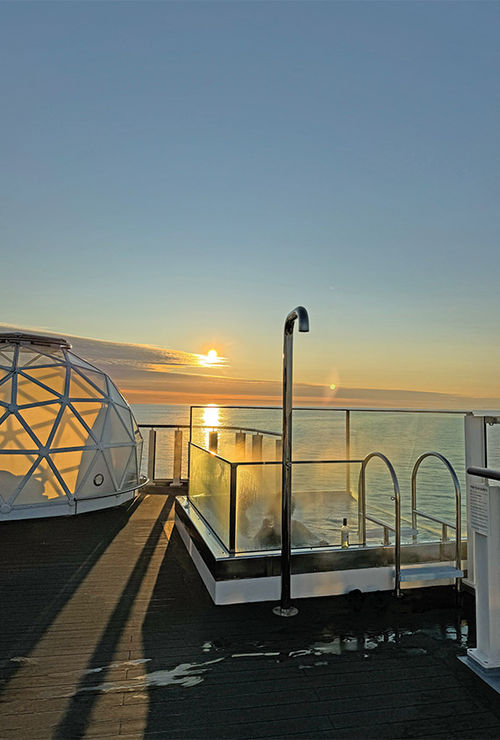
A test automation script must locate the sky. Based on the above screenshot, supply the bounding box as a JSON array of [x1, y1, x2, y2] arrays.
[[1, 1, 500, 407]]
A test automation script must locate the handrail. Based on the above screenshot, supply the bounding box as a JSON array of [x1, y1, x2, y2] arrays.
[[139, 423, 280, 437], [358, 452, 401, 596], [138, 424, 190, 429], [411, 452, 461, 587], [468, 466, 500, 482]]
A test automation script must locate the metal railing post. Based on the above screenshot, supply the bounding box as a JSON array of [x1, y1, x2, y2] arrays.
[[170, 428, 183, 487], [273, 306, 309, 618], [229, 464, 237, 554], [345, 410, 351, 496], [147, 429, 156, 483]]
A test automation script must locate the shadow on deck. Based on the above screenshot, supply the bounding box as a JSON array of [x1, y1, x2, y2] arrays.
[[0, 493, 500, 739]]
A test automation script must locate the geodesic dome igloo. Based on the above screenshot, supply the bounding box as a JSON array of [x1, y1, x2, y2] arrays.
[[0, 333, 144, 521]]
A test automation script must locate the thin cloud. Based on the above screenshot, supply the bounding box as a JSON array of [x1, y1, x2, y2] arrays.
[[0, 323, 202, 371]]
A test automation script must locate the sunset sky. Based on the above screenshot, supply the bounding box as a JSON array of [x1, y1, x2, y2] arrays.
[[2, 2, 500, 408]]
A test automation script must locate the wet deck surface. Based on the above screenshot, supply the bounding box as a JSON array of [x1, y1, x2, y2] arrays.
[[1, 492, 500, 739]]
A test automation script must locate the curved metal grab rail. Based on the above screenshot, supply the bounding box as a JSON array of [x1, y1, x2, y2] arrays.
[[412, 452, 461, 585], [358, 452, 401, 597]]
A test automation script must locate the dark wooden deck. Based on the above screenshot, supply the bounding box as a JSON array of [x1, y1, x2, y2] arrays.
[[1, 492, 500, 739]]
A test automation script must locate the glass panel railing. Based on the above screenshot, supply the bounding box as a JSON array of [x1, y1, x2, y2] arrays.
[[188, 443, 232, 549], [235, 463, 281, 552], [235, 460, 363, 552], [292, 408, 347, 461], [350, 411, 466, 537], [292, 462, 362, 547]]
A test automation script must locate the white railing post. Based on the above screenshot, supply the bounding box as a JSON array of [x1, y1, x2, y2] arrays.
[[147, 429, 156, 483], [252, 433, 263, 462], [170, 428, 183, 487], [235, 432, 246, 460]]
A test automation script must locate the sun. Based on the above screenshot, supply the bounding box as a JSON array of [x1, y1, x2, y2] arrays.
[[199, 348, 225, 367]]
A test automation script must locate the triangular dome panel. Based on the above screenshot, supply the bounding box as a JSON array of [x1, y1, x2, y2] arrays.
[[78, 369, 108, 395], [71, 402, 108, 442], [0, 377, 12, 406], [51, 405, 93, 449], [15, 457, 67, 505], [18, 347, 63, 368], [0, 454, 37, 501], [0, 347, 14, 369], [19, 403, 60, 446], [69, 370, 106, 400], [122, 448, 138, 489], [31, 348, 67, 364], [107, 380, 128, 408], [67, 352, 100, 372], [104, 445, 134, 489], [19, 351, 45, 368], [136, 439, 144, 476], [76, 451, 115, 498], [102, 405, 133, 445], [115, 404, 133, 435], [0, 414, 39, 451], [18, 349, 50, 369], [23, 366, 67, 396], [51, 449, 96, 495], [17, 375, 59, 405]]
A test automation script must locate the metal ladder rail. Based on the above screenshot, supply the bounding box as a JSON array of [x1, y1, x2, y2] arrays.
[[358, 452, 401, 597], [411, 452, 462, 589]]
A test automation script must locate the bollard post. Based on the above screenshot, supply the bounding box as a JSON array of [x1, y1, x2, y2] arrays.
[[147, 429, 156, 483], [235, 432, 246, 460], [170, 429, 183, 487], [252, 433, 263, 462], [208, 431, 218, 454]]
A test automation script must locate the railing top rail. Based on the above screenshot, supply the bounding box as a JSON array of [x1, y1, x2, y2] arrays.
[[188, 405, 471, 414], [138, 424, 190, 429], [139, 422, 281, 437], [231, 458, 365, 466], [187, 443, 364, 466], [468, 466, 500, 482]]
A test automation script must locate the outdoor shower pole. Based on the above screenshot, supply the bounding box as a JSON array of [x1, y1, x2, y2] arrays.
[[273, 306, 309, 618]]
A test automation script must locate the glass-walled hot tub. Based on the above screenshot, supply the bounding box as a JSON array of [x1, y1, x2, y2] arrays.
[[175, 406, 468, 604]]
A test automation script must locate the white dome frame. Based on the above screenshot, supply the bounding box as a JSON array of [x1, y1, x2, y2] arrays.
[[0, 333, 146, 521]]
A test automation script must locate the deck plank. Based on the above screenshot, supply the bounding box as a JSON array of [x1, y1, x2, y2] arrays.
[[0, 492, 499, 739]]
